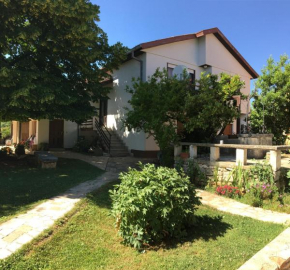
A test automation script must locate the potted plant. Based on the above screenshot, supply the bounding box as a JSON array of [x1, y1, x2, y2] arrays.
[[180, 146, 190, 159]]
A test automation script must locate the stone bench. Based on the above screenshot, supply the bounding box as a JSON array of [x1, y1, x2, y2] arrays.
[[174, 142, 290, 181], [35, 151, 58, 169]]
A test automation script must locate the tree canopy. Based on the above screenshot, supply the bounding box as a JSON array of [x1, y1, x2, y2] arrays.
[[123, 69, 245, 152], [0, 0, 127, 122], [251, 55, 290, 144]]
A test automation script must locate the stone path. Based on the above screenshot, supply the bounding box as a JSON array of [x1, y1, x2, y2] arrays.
[[238, 227, 290, 270], [0, 171, 118, 259], [197, 189, 290, 270], [52, 151, 109, 171], [197, 189, 290, 224]]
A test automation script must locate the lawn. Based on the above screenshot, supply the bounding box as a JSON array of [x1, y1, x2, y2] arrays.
[[0, 181, 285, 270], [0, 157, 104, 224]]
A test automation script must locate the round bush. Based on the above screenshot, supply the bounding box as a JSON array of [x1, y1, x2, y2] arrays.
[[110, 163, 200, 248]]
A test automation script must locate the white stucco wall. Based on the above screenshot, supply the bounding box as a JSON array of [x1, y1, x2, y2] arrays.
[[108, 54, 147, 151], [37, 119, 49, 144], [109, 34, 254, 151], [144, 39, 204, 79], [205, 34, 252, 114], [64, 121, 78, 148]]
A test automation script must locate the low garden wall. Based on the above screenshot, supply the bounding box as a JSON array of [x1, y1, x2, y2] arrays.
[[174, 142, 290, 182]]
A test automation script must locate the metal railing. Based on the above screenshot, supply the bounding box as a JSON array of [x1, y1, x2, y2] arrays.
[[94, 118, 112, 153]]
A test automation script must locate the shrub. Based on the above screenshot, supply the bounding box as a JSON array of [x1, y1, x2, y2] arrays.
[[216, 185, 240, 198], [38, 142, 49, 151], [110, 163, 200, 249], [249, 183, 277, 200], [250, 163, 274, 184], [187, 159, 207, 186], [72, 138, 91, 153], [0, 147, 8, 157], [14, 143, 25, 156]]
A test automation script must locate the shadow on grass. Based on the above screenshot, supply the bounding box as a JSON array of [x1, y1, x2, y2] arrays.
[[88, 180, 232, 249], [0, 156, 104, 221]]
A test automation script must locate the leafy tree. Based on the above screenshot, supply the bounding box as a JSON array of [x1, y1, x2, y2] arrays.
[[123, 69, 245, 154], [0, 0, 127, 122], [251, 55, 290, 144]]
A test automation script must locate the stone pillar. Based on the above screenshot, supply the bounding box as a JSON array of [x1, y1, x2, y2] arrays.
[[189, 145, 197, 159], [174, 145, 182, 157], [210, 147, 220, 161], [269, 150, 281, 172], [236, 149, 247, 165]]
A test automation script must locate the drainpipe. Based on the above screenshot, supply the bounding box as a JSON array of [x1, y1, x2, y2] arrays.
[[131, 51, 143, 82]]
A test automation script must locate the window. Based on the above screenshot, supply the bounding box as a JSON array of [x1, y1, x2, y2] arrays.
[[167, 63, 195, 84]]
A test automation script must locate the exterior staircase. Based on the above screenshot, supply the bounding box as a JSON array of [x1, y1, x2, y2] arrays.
[[83, 117, 130, 157], [106, 129, 130, 157]]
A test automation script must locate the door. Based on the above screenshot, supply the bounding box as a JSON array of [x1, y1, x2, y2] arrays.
[[223, 124, 232, 135], [49, 120, 64, 148], [99, 99, 108, 126], [21, 122, 29, 141]]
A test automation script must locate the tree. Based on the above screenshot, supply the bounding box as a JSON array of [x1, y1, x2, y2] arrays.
[[251, 55, 290, 144], [123, 69, 245, 154], [0, 0, 127, 122]]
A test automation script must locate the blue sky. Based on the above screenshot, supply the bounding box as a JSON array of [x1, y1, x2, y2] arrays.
[[93, 0, 289, 83]]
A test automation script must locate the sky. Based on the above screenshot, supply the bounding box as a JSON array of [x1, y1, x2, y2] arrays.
[[92, 0, 289, 87]]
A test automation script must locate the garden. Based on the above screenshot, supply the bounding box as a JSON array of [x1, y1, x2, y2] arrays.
[[0, 148, 104, 224], [176, 155, 290, 214], [0, 177, 285, 270]]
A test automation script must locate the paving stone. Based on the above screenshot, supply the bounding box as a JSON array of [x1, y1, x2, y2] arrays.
[[0, 248, 12, 259], [7, 242, 22, 253], [16, 233, 33, 245], [2, 225, 32, 243]]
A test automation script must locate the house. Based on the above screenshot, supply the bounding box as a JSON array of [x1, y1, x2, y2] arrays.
[[11, 27, 258, 156]]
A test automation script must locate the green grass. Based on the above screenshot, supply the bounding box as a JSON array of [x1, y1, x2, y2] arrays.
[[207, 186, 290, 214], [0, 157, 104, 224], [0, 181, 285, 270], [236, 192, 290, 213]]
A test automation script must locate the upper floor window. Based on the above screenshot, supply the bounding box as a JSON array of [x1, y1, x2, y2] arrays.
[[167, 63, 195, 84]]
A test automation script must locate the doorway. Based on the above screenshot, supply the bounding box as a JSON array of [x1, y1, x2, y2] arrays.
[[49, 120, 64, 148], [99, 99, 108, 126]]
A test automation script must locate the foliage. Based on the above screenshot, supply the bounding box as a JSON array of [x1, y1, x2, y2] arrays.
[[250, 163, 274, 184], [110, 163, 200, 248], [0, 147, 7, 157], [38, 142, 49, 151], [123, 69, 245, 153], [186, 158, 207, 186], [216, 185, 240, 198], [251, 55, 290, 144], [214, 162, 280, 208], [249, 183, 277, 200], [0, 122, 11, 138], [72, 138, 91, 153], [0, 181, 285, 270], [0, 0, 127, 122], [14, 143, 25, 156], [0, 147, 12, 157]]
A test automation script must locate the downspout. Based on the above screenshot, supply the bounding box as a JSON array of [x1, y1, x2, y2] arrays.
[[131, 51, 143, 82]]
